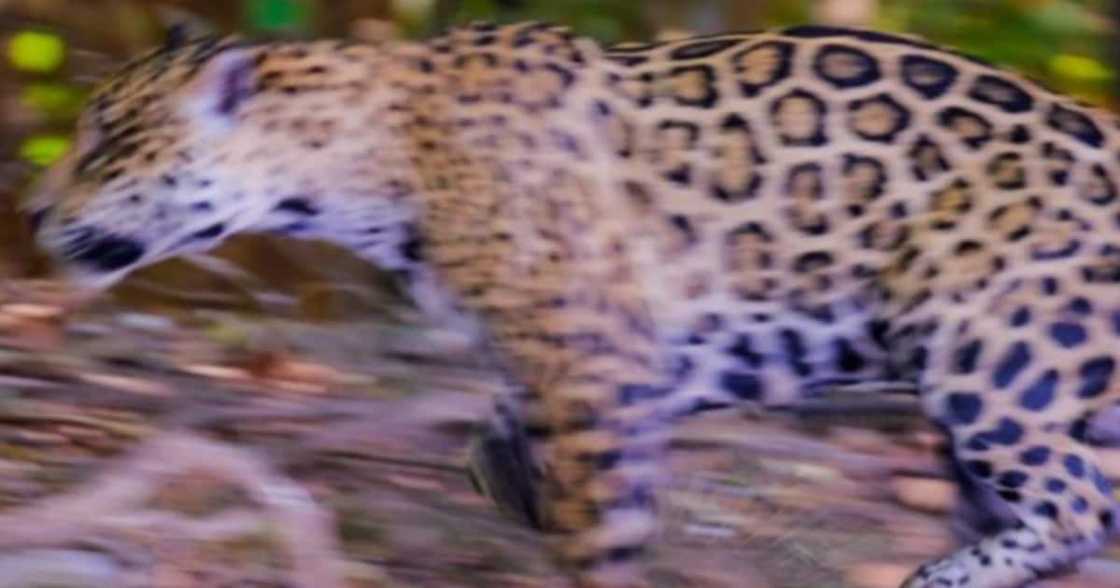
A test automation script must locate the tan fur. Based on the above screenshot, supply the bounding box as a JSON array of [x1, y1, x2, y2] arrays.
[[30, 22, 1120, 588]]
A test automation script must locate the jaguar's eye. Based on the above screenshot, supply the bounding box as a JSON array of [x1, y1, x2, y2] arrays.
[[27, 206, 51, 235]]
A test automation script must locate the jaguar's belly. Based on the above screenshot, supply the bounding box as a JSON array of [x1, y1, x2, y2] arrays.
[[660, 299, 897, 414]]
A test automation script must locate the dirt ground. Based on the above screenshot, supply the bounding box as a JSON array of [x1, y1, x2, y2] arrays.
[[0, 276, 1118, 588]]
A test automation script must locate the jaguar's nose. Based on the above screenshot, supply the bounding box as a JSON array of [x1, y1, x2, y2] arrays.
[[62, 228, 146, 272]]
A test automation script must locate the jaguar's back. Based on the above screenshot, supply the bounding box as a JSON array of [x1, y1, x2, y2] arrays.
[[28, 22, 1120, 588], [594, 27, 1120, 420]]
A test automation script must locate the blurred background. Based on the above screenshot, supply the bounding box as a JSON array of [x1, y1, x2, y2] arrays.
[[0, 3, 1118, 588]]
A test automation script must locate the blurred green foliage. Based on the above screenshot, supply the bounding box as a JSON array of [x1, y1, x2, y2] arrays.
[[446, 0, 648, 41], [21, 83, 85, 121], [435, 0, 1117, 102], [246, 0, 312, 33], [5, 0, 1119, 170], [19, 135, 69, 167], [7, 30, 65, 73], [877, 0, 1114, 102]]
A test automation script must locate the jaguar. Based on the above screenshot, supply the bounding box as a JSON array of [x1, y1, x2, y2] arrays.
[[25, 21, 1120, 588]]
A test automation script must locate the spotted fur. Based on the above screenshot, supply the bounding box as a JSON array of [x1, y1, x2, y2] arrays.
[[28, 22, 1120, 588]]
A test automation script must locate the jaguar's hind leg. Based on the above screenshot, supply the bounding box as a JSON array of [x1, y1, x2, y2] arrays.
[[904, 428, 1116, 587], [902, 301, 1120, 587]]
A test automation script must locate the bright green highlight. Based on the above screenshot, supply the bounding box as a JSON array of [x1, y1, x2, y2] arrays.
[[21, 83, 84, 119], [247, 0, 310, 32], [20, 135, 70, 167], [8, 30, 65, 73], [394, 0, 437, 23], [1049, 54, 1113, 83]]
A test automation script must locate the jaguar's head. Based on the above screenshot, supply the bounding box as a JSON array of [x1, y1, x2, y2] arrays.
[[27, 34, 419, 290]]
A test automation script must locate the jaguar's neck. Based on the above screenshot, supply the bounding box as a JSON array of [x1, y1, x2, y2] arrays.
[[245, 24, 596, 292], [234, 39, 443, 275]]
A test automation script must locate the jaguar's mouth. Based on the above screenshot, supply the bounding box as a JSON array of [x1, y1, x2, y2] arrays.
[[59, 226, 147, 273], [70, 234, 147, 272], [37, 223, 149, 293]]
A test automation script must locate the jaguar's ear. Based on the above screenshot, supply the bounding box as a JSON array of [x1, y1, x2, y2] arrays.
[[156, 8, 220, 49], [180, 47, 258, 132], [163, 23, 192, 52]]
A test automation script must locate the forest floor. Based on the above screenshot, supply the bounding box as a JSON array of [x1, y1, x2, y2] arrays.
[[0, 277, 1118, 588]]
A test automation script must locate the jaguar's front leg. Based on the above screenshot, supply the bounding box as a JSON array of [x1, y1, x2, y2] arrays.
[[469, 373, 668, 587], [531, 357, 667, 588], [473, 289, 670, 587]]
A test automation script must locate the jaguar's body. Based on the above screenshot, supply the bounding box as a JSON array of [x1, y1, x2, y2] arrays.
[[26, 22, 1120, 587]]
